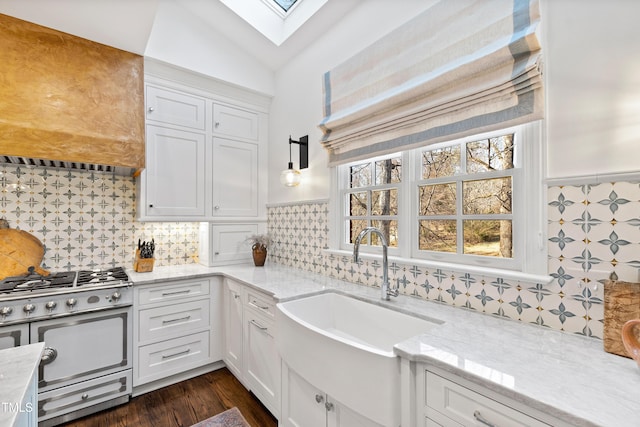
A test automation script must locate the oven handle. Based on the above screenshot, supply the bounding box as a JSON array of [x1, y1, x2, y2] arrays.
[[41, 347, 58, 365]]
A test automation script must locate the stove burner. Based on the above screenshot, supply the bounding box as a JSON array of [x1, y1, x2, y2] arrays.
[[0, 271, 76, 294], [16, 279, 52, 289], [77, 267, 129, 286]]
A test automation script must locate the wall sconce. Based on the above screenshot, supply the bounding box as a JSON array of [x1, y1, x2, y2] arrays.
[[280, 135, 308, 187]]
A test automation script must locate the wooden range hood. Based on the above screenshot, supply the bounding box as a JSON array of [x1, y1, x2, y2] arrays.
[[0, 14, 144, 175]]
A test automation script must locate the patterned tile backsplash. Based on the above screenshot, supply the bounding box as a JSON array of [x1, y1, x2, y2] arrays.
[[268, 181, 640, 340], [5, 161, 637, 341], [0, 164, 199, 271]]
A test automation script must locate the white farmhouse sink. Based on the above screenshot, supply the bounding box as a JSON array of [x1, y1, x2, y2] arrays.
[[276, 291, 441, 427]]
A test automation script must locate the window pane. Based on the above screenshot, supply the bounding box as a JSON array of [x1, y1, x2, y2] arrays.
[[350, 163, 371, 188], [349, 192, 368, 216], [375, 157, 402, 184], [463, 177, 512, 214], [466, 134, 514, 173], [419, 183, 456, 215], [422, 146, 460, 179], [349, 219, 369, 244], [371, 220, 398, 247], [463, 220, 512, 258], [418, 220, 456, 252], [372, 189, 398, 215]]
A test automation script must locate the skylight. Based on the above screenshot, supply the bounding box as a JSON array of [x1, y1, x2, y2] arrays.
[[220, 0, 327, 47], [273, 0, 298, 13]]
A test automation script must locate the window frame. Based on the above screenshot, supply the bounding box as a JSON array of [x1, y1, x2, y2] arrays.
[[330, 121, 545, 276], [338, 152, 404, 256]]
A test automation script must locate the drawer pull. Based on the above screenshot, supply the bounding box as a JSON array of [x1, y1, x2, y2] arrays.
[[162, 315, 191, 324], [162, 290, 191, 297], [250, 300, 270, 310], [162, 349, 191, 359], [473, 410, 497, 427], [250, 319, 268, 331]]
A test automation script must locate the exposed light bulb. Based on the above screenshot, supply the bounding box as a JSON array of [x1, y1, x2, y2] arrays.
[[280, 167, 301, 187]]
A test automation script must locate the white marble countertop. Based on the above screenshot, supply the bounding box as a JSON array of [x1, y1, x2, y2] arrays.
[[0, 342, 44, 426], [128, 263, 640, 427]]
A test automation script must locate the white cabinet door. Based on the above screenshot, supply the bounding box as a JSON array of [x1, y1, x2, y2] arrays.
[[281, 365, 326, 427], [281, 364, 381, 427], [245, 311, 279, 417], [199, 223, 257, 266], [146, 85, 206, 130], [330, 400, 384, 427], [144, 125, 206, 217], [223, 280, 244, 380], [211, 137, 258, 217], [213, 104, 258, 141]]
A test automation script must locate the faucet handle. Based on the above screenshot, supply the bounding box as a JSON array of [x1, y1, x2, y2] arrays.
[[387, 287, 399, 298]]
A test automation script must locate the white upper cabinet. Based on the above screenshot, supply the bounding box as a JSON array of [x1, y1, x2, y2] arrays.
[[146, 85, 206, 130], [212, 138, 258, 217], [213, 104, 258, 141], [137, 68, 269, 222], [143, 125, 206, 217]]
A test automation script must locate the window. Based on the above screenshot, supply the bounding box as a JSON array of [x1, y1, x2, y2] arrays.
[[418, 135, 515, 258], [343, 155, 402, 249], [334, 123, 544, 273]]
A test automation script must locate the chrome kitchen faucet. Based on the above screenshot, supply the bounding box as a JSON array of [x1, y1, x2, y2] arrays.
[[353, 227, 399, 301]]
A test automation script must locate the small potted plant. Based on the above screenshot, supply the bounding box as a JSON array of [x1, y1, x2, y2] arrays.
[[246, 234, 271, 266]]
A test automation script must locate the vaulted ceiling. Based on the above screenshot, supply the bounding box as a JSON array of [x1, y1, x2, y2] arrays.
[[0, 0, 359, 71]]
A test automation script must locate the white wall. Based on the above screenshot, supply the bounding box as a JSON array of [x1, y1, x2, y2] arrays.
[[268, 0, 640, 204], [543, 0, 640, 179], [267, 1, 438, 204], [145, 0, 275, 96]]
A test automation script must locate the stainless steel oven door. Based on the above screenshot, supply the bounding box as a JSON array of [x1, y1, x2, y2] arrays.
[[31, 306, 132, 392], [0, 323, 28, 350]]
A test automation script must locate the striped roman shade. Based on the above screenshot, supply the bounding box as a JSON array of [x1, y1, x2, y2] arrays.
[[319, 0, 543, 166]]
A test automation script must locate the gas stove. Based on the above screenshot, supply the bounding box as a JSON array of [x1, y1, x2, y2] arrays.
[[0, 267, 133, 324], [0, 267, 131, 297]]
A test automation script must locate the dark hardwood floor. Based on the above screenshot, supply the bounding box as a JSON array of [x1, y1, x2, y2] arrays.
[[60, 368, 277, 427]]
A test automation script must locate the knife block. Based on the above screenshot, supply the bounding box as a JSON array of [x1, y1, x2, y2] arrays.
[[604, 280, 640, 358], [133, 249, 155, 273]]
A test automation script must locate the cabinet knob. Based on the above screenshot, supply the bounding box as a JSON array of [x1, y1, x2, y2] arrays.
[[215, 121, 220, 128], [325, 401, 334, 412], [315, 394, 324, 404], [148, 107, 154, 112], [214, 252, 220, 255], [149, 204, 154, 208], [214, 205, 220, 210]]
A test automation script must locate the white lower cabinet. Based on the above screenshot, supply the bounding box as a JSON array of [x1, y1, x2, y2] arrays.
[[418, 366, 571, 427], [133, 277, 222, 388], [281, 363, 383, 427], [223, 278, 244, 379], [222, 278, 280, 418]]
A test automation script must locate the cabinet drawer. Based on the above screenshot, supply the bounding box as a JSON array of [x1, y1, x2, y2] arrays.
[[138, 298, 210, 343], [246, 289, 275, 319], [137, 279, 210, 306], [136, 331, 210, 385], [39, 369, 131, 422], [425, 372, 550, 427]]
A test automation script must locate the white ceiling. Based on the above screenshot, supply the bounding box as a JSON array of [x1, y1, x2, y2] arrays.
[[0, 0, 360, 71]]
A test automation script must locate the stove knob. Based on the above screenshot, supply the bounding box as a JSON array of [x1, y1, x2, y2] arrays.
[[111, 291, 121, 302], [0, 306, 13, 317], [66, 298, 77, 309], [45, 301, 57, 312], [23, 304, 36, 314]]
